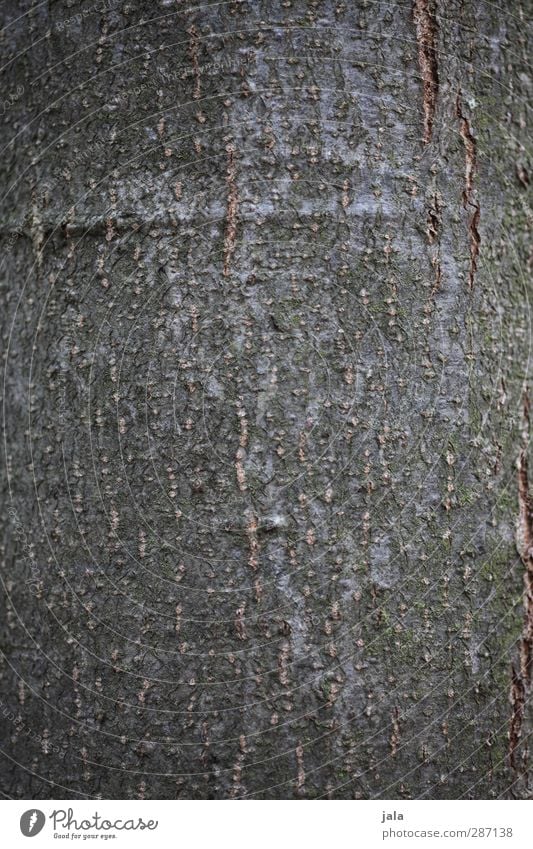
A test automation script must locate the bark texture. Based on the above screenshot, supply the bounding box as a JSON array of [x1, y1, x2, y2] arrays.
[[0, 0, 531, 799]]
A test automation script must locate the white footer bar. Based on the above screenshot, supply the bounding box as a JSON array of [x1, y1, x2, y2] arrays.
[[1, 799, 530, 848]]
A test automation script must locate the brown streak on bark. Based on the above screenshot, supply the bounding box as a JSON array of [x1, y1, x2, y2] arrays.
[[295, 741, 305, 792], [426, 191, 442, 294], [517, 396, 533, 686], [187, 25, 201, 101], [234, 603, 247, 641], [426, 192, 441, 245], [390, 706, 401, 757], [246, 513, 259, 572], [223, 144, 238, 277], [468, 204, 481, 289], [456, 94, 476, 205], [456, 90, 480, 289], [412, 0, 439, 144]]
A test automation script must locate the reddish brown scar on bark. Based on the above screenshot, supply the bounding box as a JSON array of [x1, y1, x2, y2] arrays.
[[188, 25, 201, 101], [426, 191, 442, 294], [517, 390, 533, 686], [456, 90, 480, 289], [412, 0, 439, 144], [223, 144, 238, 277]]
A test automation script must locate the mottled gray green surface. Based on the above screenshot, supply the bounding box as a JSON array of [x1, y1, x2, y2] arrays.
[[0, 0, 531, 799]]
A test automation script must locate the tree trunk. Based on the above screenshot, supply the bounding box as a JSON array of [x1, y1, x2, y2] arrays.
[[0, 0, 531, 800]]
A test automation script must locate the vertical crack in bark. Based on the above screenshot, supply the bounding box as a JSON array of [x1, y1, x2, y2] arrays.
[[223, 144, 238, 277], [30, 186, 44, 268], [234, 603, 247, 641], [510, 389, 533, 776], [390, 706, 401, 757], [235, 403, 259, 566], [426, 192, 440, 244], [188, 25, 201, 101], [235, 405, 248, 494], [426, 191, 442, 294], [246, 513, 259, 573], [295, 741, 306, 793], [517, 390, 533, 687], [456, 90, 481, 289], [412, 0, 439, 144]]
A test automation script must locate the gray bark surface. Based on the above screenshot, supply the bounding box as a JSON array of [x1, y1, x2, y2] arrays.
[[0, 0, 531, 799]]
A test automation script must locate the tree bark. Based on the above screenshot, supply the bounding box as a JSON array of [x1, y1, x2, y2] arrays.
[[0, 0, 531, 799]]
